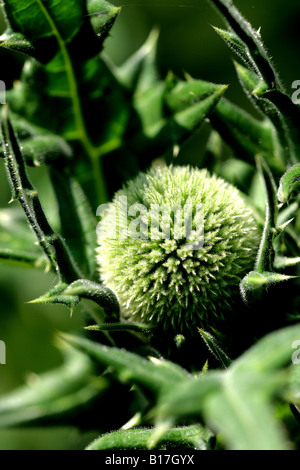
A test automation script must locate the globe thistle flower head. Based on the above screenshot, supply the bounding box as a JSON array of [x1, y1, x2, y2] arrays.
[[97, 165, 260, 333]]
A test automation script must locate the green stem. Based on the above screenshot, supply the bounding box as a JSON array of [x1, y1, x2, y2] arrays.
[[1, 111, 82, 283]]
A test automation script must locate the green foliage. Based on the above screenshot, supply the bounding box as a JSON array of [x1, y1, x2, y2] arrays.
[[60, 325, 300, 450], [0, 0, 300, 451]]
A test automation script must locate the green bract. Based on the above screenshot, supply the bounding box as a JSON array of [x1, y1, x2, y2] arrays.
[[97, 165, 260, 332]]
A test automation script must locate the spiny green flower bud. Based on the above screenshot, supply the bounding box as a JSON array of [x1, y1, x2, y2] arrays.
[[96, 165, 260, 332]]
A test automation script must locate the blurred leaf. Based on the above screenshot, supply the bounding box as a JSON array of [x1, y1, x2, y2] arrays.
[[231, 324, 300, 373], [274, 256, 300, 270], [134, 74, 228, 150], [202, 130, 222, 171], [203, 372, 288, 450], [86, 424, 212, 450], [0, 208, 41, 251], [0, 30, 35, 57], [210, 97, 283, 171], [0, 345, 106, 428], [110, 28, 159, 92], [0, 248, 48, 270], [21, 135, 73, 167]]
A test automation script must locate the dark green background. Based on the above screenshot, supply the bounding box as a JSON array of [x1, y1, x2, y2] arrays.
[[0, 0, 299, 449]]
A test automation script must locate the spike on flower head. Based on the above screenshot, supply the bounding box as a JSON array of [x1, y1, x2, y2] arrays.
[[97, 165, 260, 333]]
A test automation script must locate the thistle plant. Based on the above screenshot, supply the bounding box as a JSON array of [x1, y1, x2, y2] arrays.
[[0, 0, 300, 451], [97, 165, 260, 331]]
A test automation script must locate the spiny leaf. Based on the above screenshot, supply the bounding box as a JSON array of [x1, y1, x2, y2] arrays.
[[240, 270, 296, 303], [2, 0, 85, 63], [278, 164, 300, 204], [85, 322, 152, 334], [30, 283, 80, 312], [198, 328, 231, 368], [234, 59, 264, 97], [234, 61, 288, 166], [164, 74, 228, 113], [212, 26, 251, 69], [233, 59, 300, 166], [62, 279, 120, 319], [209, 0, 282, 90], [86, 425, 212, 450]]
